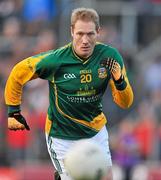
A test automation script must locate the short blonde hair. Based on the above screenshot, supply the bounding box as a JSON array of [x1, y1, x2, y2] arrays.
[[71, 7, 100, 30]]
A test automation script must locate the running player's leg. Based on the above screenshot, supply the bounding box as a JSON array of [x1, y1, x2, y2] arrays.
[[46, 134, 73, 180], [91, 125, 113, 180]]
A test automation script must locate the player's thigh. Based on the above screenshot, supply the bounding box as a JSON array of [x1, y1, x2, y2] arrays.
[[46, 134, 74, 174], [91, 126, 112, 166]]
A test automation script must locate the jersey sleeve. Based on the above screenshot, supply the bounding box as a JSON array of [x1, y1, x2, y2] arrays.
[[109, 65, 134, 108], [109, 49, 134, 108], [4, 53, 54, 107]]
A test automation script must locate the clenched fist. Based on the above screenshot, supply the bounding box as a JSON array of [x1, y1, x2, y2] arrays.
[[8, 112, 30, 131]]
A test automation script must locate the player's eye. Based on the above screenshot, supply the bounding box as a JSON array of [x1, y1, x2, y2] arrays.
[[77, 32, 83, 36], [87, 32, 95, 37]]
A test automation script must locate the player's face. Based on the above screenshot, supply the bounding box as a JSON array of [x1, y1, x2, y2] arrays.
[[71, 20, 100, 59]]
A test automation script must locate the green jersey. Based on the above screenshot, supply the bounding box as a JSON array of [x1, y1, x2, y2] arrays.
[[5, 43, 134, 140]]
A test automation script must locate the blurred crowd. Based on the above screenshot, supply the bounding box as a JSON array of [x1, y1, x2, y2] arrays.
[[0, 0, 59, 173], [0, 0, 161, 180]]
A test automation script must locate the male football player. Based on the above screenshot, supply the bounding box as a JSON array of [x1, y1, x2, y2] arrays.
[[5, 7, 134, 180]]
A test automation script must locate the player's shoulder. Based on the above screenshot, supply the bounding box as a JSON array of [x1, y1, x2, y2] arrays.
[[33, 43, 72, 60], [53, 43, 72, 56], [32, 49, 55, 61], [95, 42, 119, 53]]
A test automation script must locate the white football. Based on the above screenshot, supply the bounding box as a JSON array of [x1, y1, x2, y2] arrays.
[[64, 140, 107, 180]]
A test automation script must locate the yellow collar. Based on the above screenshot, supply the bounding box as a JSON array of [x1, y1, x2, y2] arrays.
[[71, 45, 92, 64]]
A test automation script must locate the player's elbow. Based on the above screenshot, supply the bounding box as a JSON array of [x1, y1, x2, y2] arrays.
[[120, 93, 134, 109], [123, 99, 133, 109], [114, 92, 134, 109]]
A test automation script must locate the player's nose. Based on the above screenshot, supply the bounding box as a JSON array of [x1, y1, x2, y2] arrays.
[[82, 34, 89, 44]]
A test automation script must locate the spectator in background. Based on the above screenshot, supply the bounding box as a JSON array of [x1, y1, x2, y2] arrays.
[[134, 100, 157, 160], [34, 28, 57, 54], [98, 25, 121, 49], [144, 57, 161, 96], [112, 119, 140, 180], [2, 17, 21, 38], [1, 16, 22, 55], [0, 16, 30, 62]]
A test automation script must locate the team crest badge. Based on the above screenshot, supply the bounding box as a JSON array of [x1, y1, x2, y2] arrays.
[[98, 67, 107, 79]]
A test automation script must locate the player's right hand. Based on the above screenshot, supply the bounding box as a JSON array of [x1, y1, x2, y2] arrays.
[[8, 112, 30, 131]]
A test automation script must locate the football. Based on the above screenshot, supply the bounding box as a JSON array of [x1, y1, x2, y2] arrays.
[[64, 140, 107, 180]]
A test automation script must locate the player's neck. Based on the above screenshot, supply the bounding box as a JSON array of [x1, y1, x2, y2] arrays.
[[72, 45, 92, 61]]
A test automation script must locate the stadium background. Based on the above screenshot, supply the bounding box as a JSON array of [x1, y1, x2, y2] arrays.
[[0, 0, 161, 179]]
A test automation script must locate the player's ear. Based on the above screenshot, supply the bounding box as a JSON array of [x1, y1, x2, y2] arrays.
[[96, 27, 100, 40], [96, 27, 101, 34]]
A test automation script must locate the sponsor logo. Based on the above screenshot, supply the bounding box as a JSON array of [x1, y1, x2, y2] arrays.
[[64, 73, 76, 79], [98, 67, 107, 79], [67, 94, 101, 103]]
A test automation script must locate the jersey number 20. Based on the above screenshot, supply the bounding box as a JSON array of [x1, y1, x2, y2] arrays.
[[80, 74, 92, 83]]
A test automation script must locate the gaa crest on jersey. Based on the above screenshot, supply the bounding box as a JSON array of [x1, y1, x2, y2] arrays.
[[98, 67, 107, 79]]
